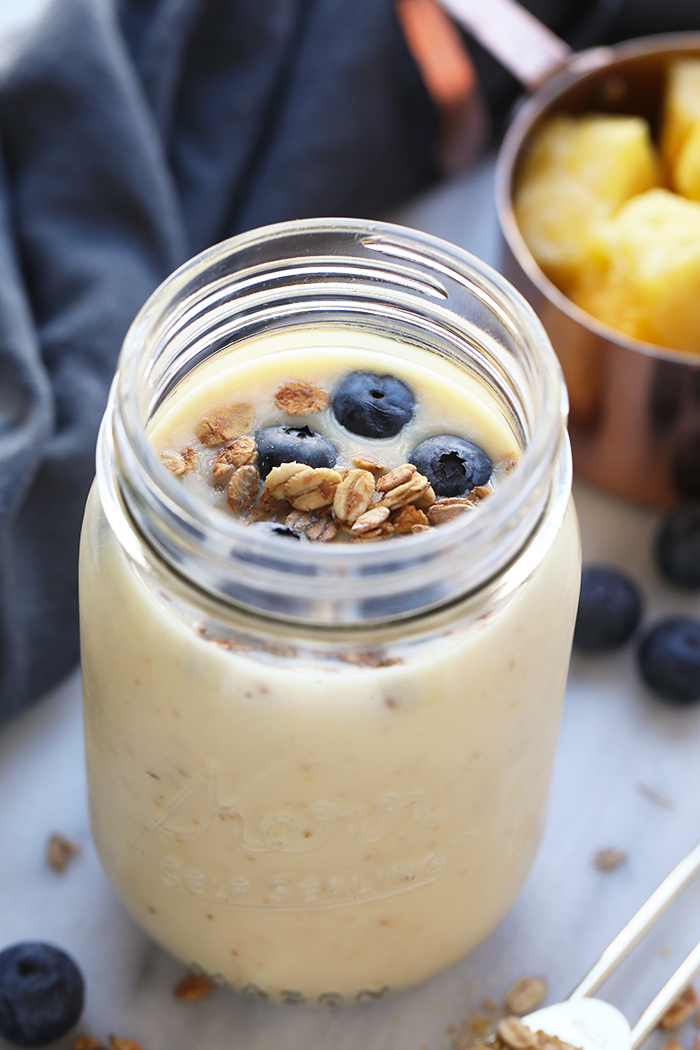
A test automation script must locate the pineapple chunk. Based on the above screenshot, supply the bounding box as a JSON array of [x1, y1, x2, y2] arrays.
[[675, 121, 700, 201], [571, 189, 700, 354], [661, 57, 700, 191], [514, 113, 661, 293]]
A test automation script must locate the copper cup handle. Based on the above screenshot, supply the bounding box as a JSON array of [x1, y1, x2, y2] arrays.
[[436, 0, 573, 90]]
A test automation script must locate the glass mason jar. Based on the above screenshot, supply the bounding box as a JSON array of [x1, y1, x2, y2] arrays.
[[79, 219, 580, 1006]]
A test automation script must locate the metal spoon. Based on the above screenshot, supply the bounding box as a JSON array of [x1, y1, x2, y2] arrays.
[[514, 840, 700, 1050]]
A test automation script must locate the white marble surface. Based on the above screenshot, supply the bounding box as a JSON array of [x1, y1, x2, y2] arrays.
[[1, 2, 700, 1045]]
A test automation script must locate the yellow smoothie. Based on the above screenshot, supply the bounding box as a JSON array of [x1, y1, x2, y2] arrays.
[[80, 325, 580, 1003]]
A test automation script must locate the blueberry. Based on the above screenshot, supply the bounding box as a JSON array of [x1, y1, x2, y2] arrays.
[[332, 372, 414, 439], [573, 567, 642, 652], [0, 942, 84, 1046], [248, 522, 301, 540], [655, 504, 700, 589], [255, 425, 336, 478], [637, 617, 700, 703], [408, 435, 492, 497]]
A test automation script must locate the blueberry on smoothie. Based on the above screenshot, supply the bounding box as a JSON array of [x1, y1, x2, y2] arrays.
[[332, 372, 414, 438], [655, 504, 700, 589], [409, 435, 491, 497], [573, 566, 642, 652], [256, 425, 337, 478], [637, 617, 700, 703], [248, 522, 301, 540], [0, 942, 84, 1046]]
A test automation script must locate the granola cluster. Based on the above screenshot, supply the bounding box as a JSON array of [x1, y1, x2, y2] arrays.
[[659, 986, 699, 1030], [447, 975, 700, 1050], [160, 382, 493, 543], [492, 1018, 581, 1050], [46, 832, 81, 873], [448, 975, 548, 1050]]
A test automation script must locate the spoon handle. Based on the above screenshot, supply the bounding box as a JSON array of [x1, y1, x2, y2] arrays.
[[434, 0, 572, 91], [630, 939, 700, 1049], [568, 840, 700, 1000]]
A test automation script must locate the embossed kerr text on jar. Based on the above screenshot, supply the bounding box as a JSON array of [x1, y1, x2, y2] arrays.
[[79, 220, 581, 1004]]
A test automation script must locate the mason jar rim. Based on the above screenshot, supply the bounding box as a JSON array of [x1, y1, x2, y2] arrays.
[[100, 218, 569, 626]]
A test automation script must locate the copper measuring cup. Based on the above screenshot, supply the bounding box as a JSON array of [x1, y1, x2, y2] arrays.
[[440, 0, 700, 508]]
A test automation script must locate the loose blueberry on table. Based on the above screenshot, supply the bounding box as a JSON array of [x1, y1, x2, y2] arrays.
[[637, 617, 700, 704], [0, 942, 84, 1046], [655, 503, 700, 589], [573, 566, 643, 652]]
